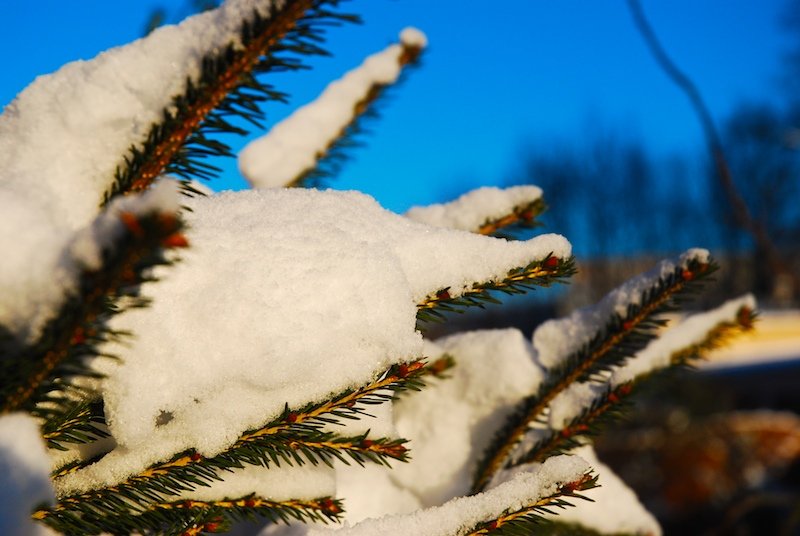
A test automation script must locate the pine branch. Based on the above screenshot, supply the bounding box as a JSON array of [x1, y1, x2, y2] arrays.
[[52, 451, 110, 481], [471, 257, 716, 492], [404, 185, 545, 238], [137, 495, 343, 535], [39, 360, 426, 533], [104, 0, 357, 202], [464, 472, 598, 536], [511, 302, 755, 468], [33, 494, 342, 535], [390, 355, 455, 403], [0, 209, 187, 416], [419, 354, 456, 379], [211, 430, 409, 471], [477, 197, 547, 239], [518, 384, 634, 466], [285, 38, 425, 188], [669, 304, 756, 366], [41, 399, 108, 451], [416, 254, 576, 324]]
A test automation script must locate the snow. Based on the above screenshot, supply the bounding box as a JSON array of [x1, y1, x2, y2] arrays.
[[405, 186, 543, 232], [612, 294, 757, 385], [239, 28, 427, 188], [547, 381, 604, 430], [550, 445, 661, 535], [0, 0, 748, 530], [0, 0, 279, 344], [56, 188, 570, 495], [306, 455, 591, 536], [0, 414, 57, 536], [392, 330, 544, 506], [334, 463, 421, 524], [527, 296, 756, 466], [0, 179, 180, 346], [533, 248, 710, 370], [184, 465, 336, 503]]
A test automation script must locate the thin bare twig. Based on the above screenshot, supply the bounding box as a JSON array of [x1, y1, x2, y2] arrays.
[[626, 0, 797, 297]]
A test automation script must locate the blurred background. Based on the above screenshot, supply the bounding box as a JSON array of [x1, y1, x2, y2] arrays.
[[3, 1, 799, 533]]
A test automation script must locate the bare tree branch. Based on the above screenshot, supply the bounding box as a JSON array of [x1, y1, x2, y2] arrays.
[[626, 0, 797, 298]]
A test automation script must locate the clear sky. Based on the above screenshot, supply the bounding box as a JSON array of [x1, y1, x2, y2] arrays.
[[1, 1, 793, 212]]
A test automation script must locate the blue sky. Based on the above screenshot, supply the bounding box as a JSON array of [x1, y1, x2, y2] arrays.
[[1, 1, 793, 212]]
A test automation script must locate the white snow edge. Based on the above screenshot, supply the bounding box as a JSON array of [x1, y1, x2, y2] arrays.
[[239, 28, 427, 188], [405, 186, 543, 232]]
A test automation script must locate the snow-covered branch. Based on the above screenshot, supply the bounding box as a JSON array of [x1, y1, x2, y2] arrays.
[[239, 28, 427, 188]]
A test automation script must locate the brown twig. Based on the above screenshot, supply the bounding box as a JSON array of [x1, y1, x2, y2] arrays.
[[626, 0, 796, 297]]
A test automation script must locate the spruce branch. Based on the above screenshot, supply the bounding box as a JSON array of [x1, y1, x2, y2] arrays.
[[404, 185, 545, 238], [669, 304, 756, 366], [517, 384, 635, 466], [472, 257, 717, 493], [41, 399, 109, 451], [419, 354, 456, 379], [33, 494, 342, 535], [477, 197, 547, 239], [39, 360, 425, 533], [0, 209, 187, 416], [139, 495, 343, 535], [416, 254, 576, 324], [105, 0, 357, 202], [511, 302, 755, 469], [464, 472, 598, 536], [284, 37, 425, 188]]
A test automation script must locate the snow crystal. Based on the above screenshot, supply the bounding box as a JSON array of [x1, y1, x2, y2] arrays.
[[307, 455, 591, 536], [533, 248, 710, 370], [392, 330, 543, 506], [57, 189, 569, 494], [612, 294, 757, 385], [0, 0, 274, 343], [0, 414, 56, 536], [405, 186, 543, 232], [239, 28, 427, 188]]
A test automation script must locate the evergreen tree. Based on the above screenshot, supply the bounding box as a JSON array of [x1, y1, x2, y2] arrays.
[[0, 2, 755, 535]]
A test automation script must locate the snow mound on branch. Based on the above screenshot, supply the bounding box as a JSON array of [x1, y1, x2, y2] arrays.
[[554, 445, 662, 535], [0, 414, 57, 536], [57, 188, 570, 494], [0, 0, 277, 344], [612, 294, 756, 385], [0, 180, 180, 346], [307, 455, 591, 536], [0, 0, 276, 227], [533, 248, 710, 370], [392, 330, 544, 506], [239, 27, 427, 188], [405, 186, 543, 232], [328, 328, 659, 535]]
